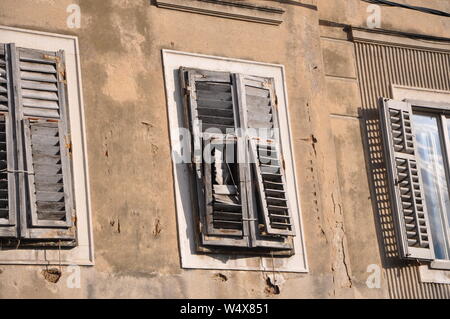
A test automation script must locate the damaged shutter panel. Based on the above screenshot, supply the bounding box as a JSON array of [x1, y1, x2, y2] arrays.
[[0, 44, 18, 238], [237, 74, 294, 251], [180, 68, 249, 248], [379, 98, 434, 260], [15, 48, 75, 242], [250, 139, 295, 236], [202, 137, 248, 246]]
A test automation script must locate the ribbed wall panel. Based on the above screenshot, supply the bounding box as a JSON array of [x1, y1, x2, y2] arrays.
[[355, 40, 450, 299]]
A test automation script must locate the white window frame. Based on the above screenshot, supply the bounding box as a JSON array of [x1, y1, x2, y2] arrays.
[[392, 84, 450, 275], [162, 49, 308, 272], [0, 26, 94, 266]]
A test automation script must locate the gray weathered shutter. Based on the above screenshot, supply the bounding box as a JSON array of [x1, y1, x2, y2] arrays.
[[0, 44, 18, 238], [236, 75, 294, 250], [13, 47, 75, 242], [379, 98, 434, 260], [180, 68, 250, 248], [249, 139, 294, 236]]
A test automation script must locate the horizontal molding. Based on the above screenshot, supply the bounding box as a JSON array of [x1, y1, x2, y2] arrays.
[[155, 0, 285, 25], [350, 27, 450, 52]]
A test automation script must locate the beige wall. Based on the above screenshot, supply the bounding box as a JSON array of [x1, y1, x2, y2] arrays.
[[0, 0, 448, 298]]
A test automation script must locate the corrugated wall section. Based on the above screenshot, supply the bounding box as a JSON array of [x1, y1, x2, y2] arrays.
[[355, 40, 450, 299]]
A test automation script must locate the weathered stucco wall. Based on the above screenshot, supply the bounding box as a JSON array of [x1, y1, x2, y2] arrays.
[[0, 0, 448, 298]]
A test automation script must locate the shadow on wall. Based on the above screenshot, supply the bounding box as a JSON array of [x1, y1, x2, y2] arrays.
[[359, 107, 450, 299]]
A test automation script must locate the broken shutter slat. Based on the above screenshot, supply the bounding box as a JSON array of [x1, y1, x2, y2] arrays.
[[17, 48, 62, 119], [379, 98, 434, 260]]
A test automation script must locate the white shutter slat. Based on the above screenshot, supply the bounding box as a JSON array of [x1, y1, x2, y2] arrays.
[[380, 98, 434, 260]]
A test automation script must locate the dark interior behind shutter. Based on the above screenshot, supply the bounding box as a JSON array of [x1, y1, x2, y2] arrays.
[[379, 98, 434, 260]]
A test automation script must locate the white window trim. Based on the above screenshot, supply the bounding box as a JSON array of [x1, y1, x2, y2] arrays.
[[0, 26, 94, 266], [162, 49, 308, 273], [392, 84, 450, 279]]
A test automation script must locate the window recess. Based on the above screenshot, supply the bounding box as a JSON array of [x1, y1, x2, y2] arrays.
[[180, 67, 295, 256]]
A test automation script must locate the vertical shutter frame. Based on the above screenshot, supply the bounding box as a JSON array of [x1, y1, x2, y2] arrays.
[[380, 98, 435, 260]]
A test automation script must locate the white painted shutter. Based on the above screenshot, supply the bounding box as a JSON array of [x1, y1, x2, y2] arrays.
[[379, 98, 434, 260]]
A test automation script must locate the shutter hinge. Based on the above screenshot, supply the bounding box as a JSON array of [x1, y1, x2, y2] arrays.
[[44, 54, 66, 84], [64, 135, 72, 156], [183, 86, 192, 96]]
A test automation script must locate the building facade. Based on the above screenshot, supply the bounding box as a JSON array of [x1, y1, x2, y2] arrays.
[[0, 0, 449, 298]]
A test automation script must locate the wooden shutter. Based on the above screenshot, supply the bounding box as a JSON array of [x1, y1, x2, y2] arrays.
[[237, 75, 294, 251], [250, 139, 295, 236], [0, 44, 18, 239], [180, 68, 250, 248], [379, 98, 434, 260], [13, 47, 75, 243]]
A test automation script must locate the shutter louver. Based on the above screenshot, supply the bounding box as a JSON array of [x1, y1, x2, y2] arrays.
[[203, 138, 245, 238], [380, 98, 434, 260], [18, 48, 61, 119], [23, 119, 73, 230], [250, 139, 295, 236], [0, 113, 17, 237]]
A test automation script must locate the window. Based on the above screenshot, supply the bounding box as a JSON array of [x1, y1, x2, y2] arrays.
[[0, 26, 92, 265], [380, 98, 450, 262], [180, 68, 294, 254], [163, 50, 307, 272], [0, 43, 75, 246]]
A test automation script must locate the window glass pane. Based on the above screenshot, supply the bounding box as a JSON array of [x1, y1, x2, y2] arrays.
[[413, 113, 450, 260]]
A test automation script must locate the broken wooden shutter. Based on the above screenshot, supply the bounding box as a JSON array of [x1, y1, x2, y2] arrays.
[[180, 68, 249, 248], [236, 75, 294, 251], [14, 47, 75, 242], [379, 98, 434, 260], [0, 44, 18, 238], [250, 139, 294, 236]]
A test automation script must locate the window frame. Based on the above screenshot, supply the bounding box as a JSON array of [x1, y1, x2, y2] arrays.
[[162, 49, 308, 272], [0, 25, 94, 266], [408, 99, 450, 261]]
